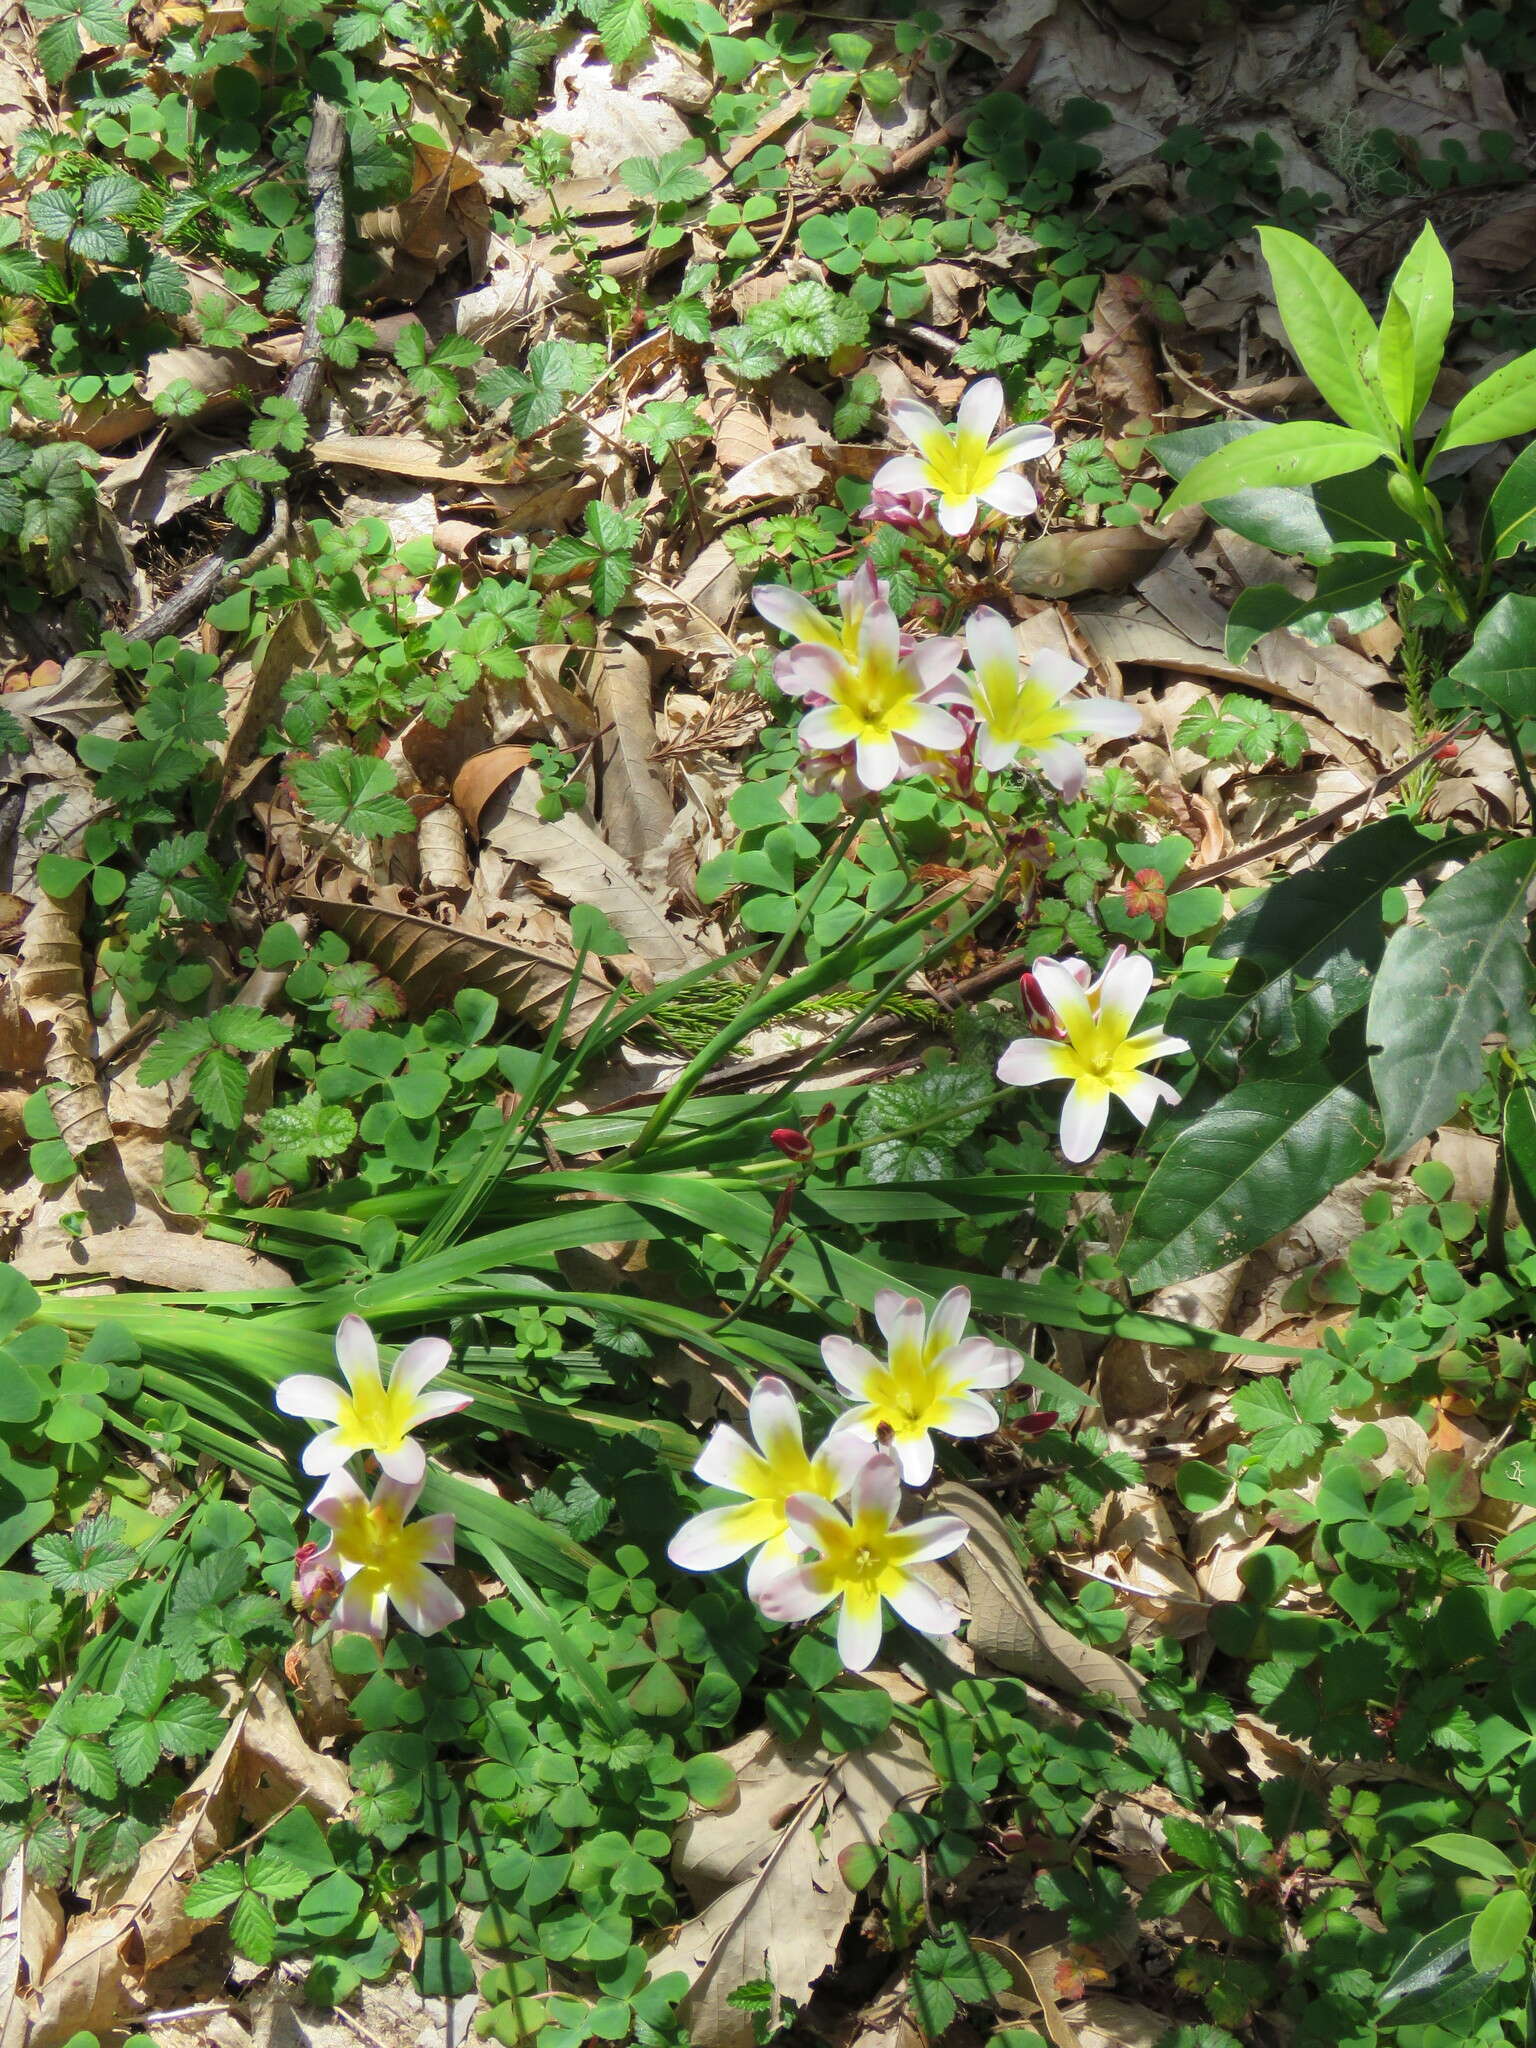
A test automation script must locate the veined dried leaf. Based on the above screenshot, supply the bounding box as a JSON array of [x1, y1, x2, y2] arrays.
[[16, 886, 110, 1159], [310, 435, 499, 485], [594, 639, 673, 865], [293, 893, 613, 1042], [481, 771, 709, 979], [451, 745, 534, 836], [11, 1221, 291, 1290], [931, 1483, 1146, 1718], [716, 442, 825, 505], [651, 1725, 935, 2048], [1009, 527, 1168, 597]]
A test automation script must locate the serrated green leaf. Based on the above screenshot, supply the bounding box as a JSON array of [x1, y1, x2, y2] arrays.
[[190, 1047, 250, 1128]]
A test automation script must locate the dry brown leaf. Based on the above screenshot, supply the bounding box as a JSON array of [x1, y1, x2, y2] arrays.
[[294, 892, 613, 1042], [418, 802, 472, 892], [15, 885, 110, 1159], [1009, 526, 1168, 597], [310, 435, 499, 485], [452, 745, 534, 835], [481, 770, 709, 979], [0, 1850, 61, 2048], [1083, 274, 1162, 425], [716, 442, 825, 506], [1064, 1992, 1171, 2048], [593, 639, 673, 865], [1450, 202, 1536, 295], [651, 1724, 935, 2048], [931, 1483, 1146, 1718], [11, 1221, 290, 1289], [231, 1669, 353, 1823]]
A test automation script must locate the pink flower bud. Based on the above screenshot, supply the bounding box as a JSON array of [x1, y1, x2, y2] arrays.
[[1019, 972, 1064, 1038]]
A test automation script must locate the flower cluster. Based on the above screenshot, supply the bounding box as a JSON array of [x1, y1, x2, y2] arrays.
[[752, 379, 1139, 801], [668, 1288, 1020, 1670], [275, 1314, 471, 1640]]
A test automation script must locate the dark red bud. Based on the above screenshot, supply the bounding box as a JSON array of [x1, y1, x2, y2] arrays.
[[1019, 973, 1061, 1038], [770, 1127, 814, 1161]]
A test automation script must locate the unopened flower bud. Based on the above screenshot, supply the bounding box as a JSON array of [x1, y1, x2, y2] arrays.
[[770, 1127, 814, 1162], [1019, 972, 1064, 1038]]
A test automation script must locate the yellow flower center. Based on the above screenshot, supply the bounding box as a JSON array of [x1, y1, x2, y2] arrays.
[[1063, 1014, 1146, 1091], [857, 1334, 958, 1435], [836, 651, 918, 741], [330, 1496, 436, 1584], [922, 427, 1007, 503], [336, 1375, 418, 1455], [819, 1512, 907, 1596], [974, 675, 1076, 751]]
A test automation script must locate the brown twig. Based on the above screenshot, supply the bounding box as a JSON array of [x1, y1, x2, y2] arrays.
[[1170, 716, 1478, 893], [880, 41, 1042, 183]]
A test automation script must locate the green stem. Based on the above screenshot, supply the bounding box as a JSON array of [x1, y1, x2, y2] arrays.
[[1490, 1060, 1515, 1278]]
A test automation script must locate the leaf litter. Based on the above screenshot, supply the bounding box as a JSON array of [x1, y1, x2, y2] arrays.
[[2, 0, 1536, 2041]]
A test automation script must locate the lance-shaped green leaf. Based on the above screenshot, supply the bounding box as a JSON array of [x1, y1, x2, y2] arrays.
[[1153, 421, 1416, 561], [1120, 1029, 1381, 1292], [1368, 839, 1536, 1156], [1374, 220, 1453, 433], [1187, 817, 1456, 1066], [1224, 551, 1400, 665], [1160, 421, 1385, 519], [1257, 226, 1397, 444], [1448, 592, 1536, 721], [1439, 345, 1536, 453], [1487, 442, 1536, 560]]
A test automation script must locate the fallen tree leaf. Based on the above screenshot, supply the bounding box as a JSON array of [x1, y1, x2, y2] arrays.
[[650, 1724, 935, 2048], [931, 1483, 1146, 1719], [594, 639, 674, 866], [16, 885, 111, 1159], [293, 893, 614, 1042], [10, 1220, 291, 1289], [310, 435, 499, 485], [452, 745, 535, 834], [481, 770, 710, 979], [418, 802, 472, 892], [716, 443, 826, 505]]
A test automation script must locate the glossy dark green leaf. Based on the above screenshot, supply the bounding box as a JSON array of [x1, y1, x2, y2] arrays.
[[1379, 1915, 1495, 2022], [1152, 421, 1415, 563], [1225, 553, 1399, 664], [1505, 1083, 1536, 1240], [1448, 592, 1536, 720], [1121, 1037, 1380, 1292], [1486, 442, 1536, 561], [1184, 817, 1453, 1067], [1368, 840, 1536, 1156]]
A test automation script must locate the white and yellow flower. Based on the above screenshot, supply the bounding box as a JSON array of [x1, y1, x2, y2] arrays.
[[307, 1468, 464, 1640], [755, 1453, 968, 1671], [874, 378, 1054, 537], [963, 607, 1140, 796], [667, 1375, 875, 1595], [777, 597, 967, 793], [997, 951, 1187, 1162], [822, 1286, 1021, 1485], [275, 1314, 471, 1486], [752, 561, 888, 663]]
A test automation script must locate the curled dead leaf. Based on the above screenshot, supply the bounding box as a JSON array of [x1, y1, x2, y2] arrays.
[[16, 886, 110, 1159], [451, 745, 535, 836]]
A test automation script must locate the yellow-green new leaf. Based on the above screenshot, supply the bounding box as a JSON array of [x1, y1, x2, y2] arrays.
[[1468, 1889, 1531, 1976], [1160, 421, 1384, 519], [1375, 220, 1453, 433], [1257, 226, 1397, 444], [1439, 345, 1536, 452]]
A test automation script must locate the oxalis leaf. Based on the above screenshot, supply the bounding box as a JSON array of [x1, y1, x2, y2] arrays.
[[1367, 839, 1536, 1157], [1121, 1030, 1380, 1293]]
